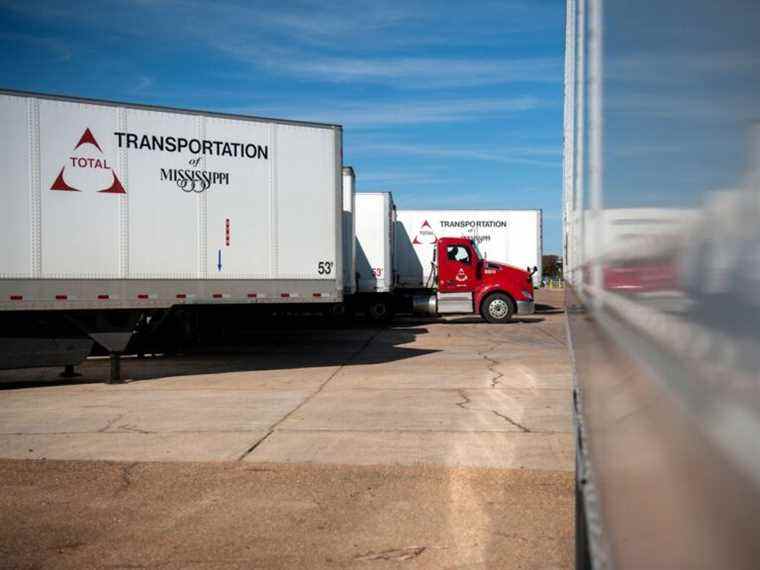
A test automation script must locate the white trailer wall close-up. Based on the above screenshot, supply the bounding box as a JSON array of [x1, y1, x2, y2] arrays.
[[354, 192, 395, 293], [0, 91, 343, 309], [395, 210, 543, 288]]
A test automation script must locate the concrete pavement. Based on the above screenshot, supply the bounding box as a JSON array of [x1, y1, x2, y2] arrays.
[[0, 289, 574, 568], [0, 460, 573, 569], [0, 292, 572, 470]]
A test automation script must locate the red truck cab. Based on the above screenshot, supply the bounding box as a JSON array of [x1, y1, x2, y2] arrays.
[[436, 237, 535, 322]]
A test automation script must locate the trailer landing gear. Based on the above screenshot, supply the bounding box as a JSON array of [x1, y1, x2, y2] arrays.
[[108, 352, 123, 384], [59, 364, 81, 378]]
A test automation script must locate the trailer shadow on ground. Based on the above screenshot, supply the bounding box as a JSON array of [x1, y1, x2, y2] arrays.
[[0, 297, 564, 389], [0, 325, 439, 389], [535, 303, 564, 315]]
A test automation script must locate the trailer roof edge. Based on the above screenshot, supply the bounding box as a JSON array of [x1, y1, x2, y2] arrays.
[[0, 88, 343, 131]]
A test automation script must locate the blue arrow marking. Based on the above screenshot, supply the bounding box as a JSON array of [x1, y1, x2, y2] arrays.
[[217, 249, 222, 271]]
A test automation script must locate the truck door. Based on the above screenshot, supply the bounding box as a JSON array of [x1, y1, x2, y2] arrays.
[[438, 242, 477, 293]]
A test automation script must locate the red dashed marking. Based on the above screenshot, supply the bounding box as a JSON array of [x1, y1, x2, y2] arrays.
[[55, 294, 68, 300]]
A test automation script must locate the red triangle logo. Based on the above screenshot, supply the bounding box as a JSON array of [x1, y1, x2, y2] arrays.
[[413, 236, 421, 245], [98, 171, 127, 194], [50, 128, 126, 195], [74, 128, 103, 152], [421, 220, 432, 229], [50, 167, 81, 192]]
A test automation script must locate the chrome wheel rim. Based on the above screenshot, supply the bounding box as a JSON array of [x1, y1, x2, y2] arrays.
[[488, 299, 509, 319]]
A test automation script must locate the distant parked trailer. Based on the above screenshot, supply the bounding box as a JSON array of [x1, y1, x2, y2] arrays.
[[354, 192, 396, 294], [342, 167, 357, 295]]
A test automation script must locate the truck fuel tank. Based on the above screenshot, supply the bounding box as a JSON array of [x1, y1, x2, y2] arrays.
[[412, 293, 438, 316]]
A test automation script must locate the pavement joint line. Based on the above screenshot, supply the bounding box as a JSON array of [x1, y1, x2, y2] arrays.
[[0, 428, 569, 438], [0, 429, 273, 436], [235, 327, 385, 462], [273, 428, 565, 434], [294, 386, 572, 392]]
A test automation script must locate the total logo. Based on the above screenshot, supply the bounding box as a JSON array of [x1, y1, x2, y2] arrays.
[[412, 220, 438, 245], [50, 128, 126, 194], [455, 267, 468, 282]]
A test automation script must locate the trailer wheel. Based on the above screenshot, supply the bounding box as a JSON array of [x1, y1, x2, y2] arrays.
[[327, 303, 353, 324], [480, 293, 514, 324], [367, 297, 393, 322]]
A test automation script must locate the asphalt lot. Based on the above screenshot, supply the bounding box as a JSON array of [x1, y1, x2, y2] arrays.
[[0, 289, 573, 568]]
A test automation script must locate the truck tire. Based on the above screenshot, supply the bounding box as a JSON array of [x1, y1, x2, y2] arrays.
[[367, 297, 393, 323], [480, 293, 514, 324]]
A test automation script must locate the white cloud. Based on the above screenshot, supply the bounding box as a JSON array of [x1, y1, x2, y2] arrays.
[[131, 75, 154, 94], [0, 31, 72, 62], [352, 142, 561, 167], [242, 96, 546, 128], [2, 1, 563, 89], [355, 170, 461, 188], [254, 55, 561, 88]]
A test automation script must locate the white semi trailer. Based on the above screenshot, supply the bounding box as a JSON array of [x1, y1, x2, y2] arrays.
[[352, 191, 397, 320], [0, 89, 343, 378], [341, 167, 357, 295]]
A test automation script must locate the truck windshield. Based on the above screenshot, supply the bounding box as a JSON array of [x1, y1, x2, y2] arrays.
[[470, 240, 483, 260]]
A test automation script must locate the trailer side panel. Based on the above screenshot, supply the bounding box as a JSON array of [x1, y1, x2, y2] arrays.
[[0, 92, 342, 309]]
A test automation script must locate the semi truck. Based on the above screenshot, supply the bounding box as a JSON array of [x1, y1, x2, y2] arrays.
[[0, 89, 536, 378], [350, 192, 536, 323], [395, 209, 543, 288]]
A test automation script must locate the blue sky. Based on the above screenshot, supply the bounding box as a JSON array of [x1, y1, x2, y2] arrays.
[[0, 0, 565, 253]]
